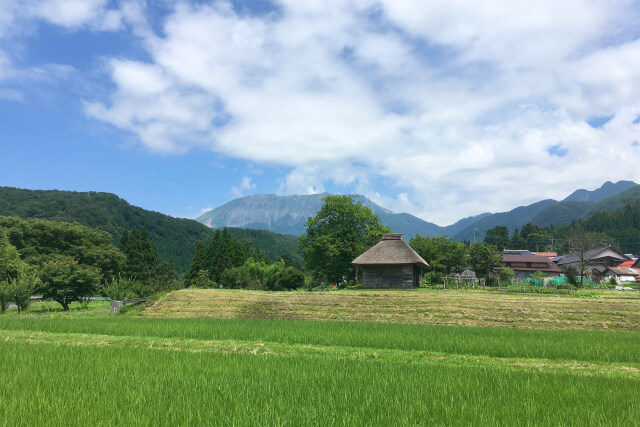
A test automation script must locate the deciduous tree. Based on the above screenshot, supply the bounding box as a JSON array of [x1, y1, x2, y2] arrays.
[[468, 242, 500, 278], [38, 256, 101, 310], [299, 195, 391, 284]]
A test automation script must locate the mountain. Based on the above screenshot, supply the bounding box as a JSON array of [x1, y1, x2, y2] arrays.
[[198, 181, 639, 243], [0, 187, 302, 272], [452, 200, 558, 242], [197, 193, 449, 240], [562, 180, 637, 202], [453, 181, 640, 241]]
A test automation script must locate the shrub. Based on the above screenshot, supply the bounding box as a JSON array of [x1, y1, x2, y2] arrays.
[[0, 282, 10, 313], [101, 277, 138, 301], [498, 268, 515, 286], [507, 285, 570, 295]]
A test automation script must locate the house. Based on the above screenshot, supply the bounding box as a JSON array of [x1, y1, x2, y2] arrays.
[[556, 246, 629, 269], [495, 250, 562, 279], [603, 267, 639, 284], [352, 233, 429, 288], [612, 259, 640, 282], [556, 246, 631, 283], [532, 252, 557, 259]]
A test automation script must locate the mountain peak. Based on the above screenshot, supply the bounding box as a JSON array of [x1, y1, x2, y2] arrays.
[[196, 193, 442, 239], [562, 180, 637, 202]]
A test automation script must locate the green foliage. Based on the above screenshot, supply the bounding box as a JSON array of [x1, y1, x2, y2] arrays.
[[1, 216, 125, 282], [219, 258, 304, 291], [0, 282, 10, 313], [410, 234, 468, 276], [498, 267, 515, 285], [0, 231, 28, 282], [101, 277, 137, 301], [563, 265, 579, 286], [203, 229, 260, 283], [3, 275, 37, 314], [468, 242, 500, 278], [299, 195, 391, 283], [225, 228, 302, 265], [38, 256, 102, 310], [507, 284, 571, 295], [484, 226, 509, 250], [185, 241, 207, 286], [0, 187, 217, 273], [527, 271, 548, 279], [193, 270, 217, 288], [118, 227, 178, 296]]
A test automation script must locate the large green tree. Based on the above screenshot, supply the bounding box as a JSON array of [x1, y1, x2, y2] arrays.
[[484, 226, 509, 250], [1, 216, 124, 282], [468, 242, 500, 278], [0, 230, 27, 283], [38, 256, 102, 310], [299, 195, 391, 284]]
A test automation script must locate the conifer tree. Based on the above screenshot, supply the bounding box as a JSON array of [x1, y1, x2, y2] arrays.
[[185, 241, 206, 287]]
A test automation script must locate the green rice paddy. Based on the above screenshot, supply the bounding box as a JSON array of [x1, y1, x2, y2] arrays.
[[1, 312, 639, 426]]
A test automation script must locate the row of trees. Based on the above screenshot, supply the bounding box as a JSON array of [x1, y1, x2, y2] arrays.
[[409, 235, 500, 283], [296, 195, 503, 286], [483, 199, 640, 255], [0, 216, 179, 311]]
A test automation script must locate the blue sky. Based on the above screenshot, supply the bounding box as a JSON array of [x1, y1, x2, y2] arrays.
[[1, 1, 640, 225]]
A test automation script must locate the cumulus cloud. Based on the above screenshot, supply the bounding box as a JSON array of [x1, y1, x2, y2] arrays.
[[11, 0, 640, 224], [230, 176, 257, 198]]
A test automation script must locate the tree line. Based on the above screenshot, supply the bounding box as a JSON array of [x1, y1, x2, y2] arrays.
[[482, 198, 640, 254]]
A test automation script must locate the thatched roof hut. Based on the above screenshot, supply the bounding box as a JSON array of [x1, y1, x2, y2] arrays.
[[352, 233, 429, 288]]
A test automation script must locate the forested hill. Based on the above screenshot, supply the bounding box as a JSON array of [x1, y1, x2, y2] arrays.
[[0, 187, 301, 273]]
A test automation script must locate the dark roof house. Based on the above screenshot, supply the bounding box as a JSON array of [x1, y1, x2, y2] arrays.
[[495, 251, 562, 279], [352, 233, 429, 288], [556, 246, 629, 268]]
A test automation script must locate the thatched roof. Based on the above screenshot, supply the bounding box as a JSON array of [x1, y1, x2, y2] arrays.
[[352, 234, 429, 268]]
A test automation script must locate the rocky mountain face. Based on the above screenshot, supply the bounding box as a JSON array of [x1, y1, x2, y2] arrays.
[[197, 193, 449, 239], [198, 181, 639, 241]]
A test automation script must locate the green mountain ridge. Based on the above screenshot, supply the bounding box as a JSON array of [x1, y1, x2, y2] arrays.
[[0, 187, 301, 272]]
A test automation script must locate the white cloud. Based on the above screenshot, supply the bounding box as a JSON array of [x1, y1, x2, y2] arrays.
[[230, 176, 257, 198], [33, 0, 640, 224]]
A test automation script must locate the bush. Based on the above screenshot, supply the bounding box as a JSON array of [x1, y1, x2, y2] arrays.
[[554, 282, 576, 290], [563, 266, 579, 286], [498, 268, 515, 285], [0, 282, 10, 313], [423, 271, 443, 285], [220, 258, 304, 291], [101, 277, 138, 300], [507, 284, 571, 295]]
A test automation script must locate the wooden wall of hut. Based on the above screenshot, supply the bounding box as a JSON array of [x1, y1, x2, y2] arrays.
[[361, 264, 417, 288]]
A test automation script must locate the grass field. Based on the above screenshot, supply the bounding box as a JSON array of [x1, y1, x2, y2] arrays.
[[1, 289, 639, 425], [143, 288, 640, 331]]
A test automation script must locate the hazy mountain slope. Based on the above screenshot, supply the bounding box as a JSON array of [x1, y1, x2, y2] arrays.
[[531, 185, 640, 227], [562, 180, 637, 202], [197, 193, 446, 239], [453, 199, 558, 242], [442, 212, 492, 236]]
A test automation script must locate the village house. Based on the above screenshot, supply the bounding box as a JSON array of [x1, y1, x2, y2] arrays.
[[494, 250, 562, 279], [352, 233, 429, 288], [555, 246, 631, 283], [604, 258, 640, 283]]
